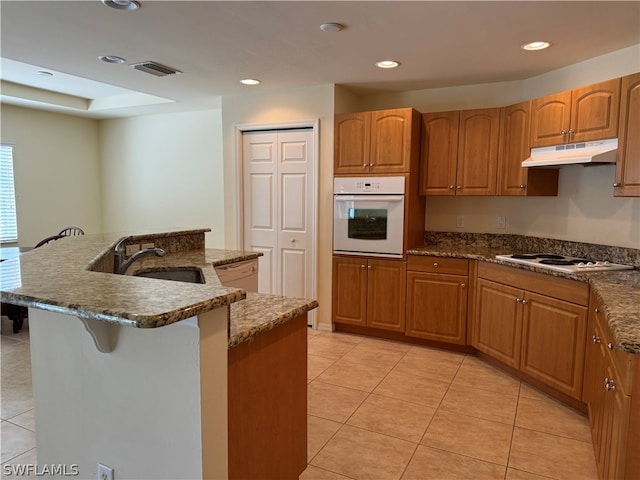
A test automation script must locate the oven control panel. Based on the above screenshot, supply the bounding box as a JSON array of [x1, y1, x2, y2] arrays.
[[333, 176, 405, 194]]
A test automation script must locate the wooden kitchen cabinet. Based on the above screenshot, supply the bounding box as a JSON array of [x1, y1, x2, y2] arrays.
[[473, 262, 589, 399], [406, 256, 469, 345], [332, 255, 406, 332], [530, 78, 621, 147], [420, 108, 500, 195], [334, 108, 420, 175], [497, 100, 559, 196], [615, 72, 640, 197], [583, 290, 637, 480]]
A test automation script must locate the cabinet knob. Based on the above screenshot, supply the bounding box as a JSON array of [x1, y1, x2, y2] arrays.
[[456, 185, 462, 189], [368, 265, 372, 269], [448, 185, 455, 190], [521, 299, 528, 304], [605, 379, 616, 392], [592, 335, 601, 344], [460, 283, 466, 288], [290, 238, 296, 243], [607, 342, 617, 351], [433, 262, 439, 267], [516, 298, 528, 304], [519, 184, 526, 189], [361, 264, 366, 268], [613, 183, 621, 187], [561, 130, 567, 136], [363, 164, 368, 168], [594, 307, 600, 314], [516, 298, 523, 303], [568, 129, 575, 137]]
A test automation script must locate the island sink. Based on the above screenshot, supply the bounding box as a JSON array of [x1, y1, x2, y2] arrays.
[[133, 267, 206, 284]]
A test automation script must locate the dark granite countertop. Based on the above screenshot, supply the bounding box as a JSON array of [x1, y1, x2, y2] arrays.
[[407, 233, 640, 354], [0, 229, 318, 347]]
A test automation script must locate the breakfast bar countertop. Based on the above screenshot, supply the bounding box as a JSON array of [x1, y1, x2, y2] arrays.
[[0, 229, 318, 347], [407, 232, 640, 354]]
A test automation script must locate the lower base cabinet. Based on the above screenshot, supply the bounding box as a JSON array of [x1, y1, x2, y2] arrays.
[[332, 255, 406, 332], [473, 262, 588, 400], [583, 291, 637, 480], [406, 256, 469, 344]]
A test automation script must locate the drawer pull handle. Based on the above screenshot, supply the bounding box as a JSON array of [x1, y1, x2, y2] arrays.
[[592, 335, 601, 344]]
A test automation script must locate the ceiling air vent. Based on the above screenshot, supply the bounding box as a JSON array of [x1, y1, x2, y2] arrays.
[[129, 61, 182, 77]]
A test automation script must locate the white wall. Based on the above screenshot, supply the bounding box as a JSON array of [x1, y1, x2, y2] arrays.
[[354, 45, 640, 249], [220, 84, 335, 328], [99, 109, 226, 248], [0, 105, 103, 247]]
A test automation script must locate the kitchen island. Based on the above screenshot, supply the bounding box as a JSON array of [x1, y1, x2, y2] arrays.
[[0, 229, 318, 480]]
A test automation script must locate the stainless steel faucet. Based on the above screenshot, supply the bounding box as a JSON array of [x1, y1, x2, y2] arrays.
[[114, 236, 166, 275]]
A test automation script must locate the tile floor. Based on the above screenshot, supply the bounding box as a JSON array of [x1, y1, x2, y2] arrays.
[[1, 323, 598, 480]]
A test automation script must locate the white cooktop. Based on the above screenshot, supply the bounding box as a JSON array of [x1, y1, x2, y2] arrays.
[[495, 253, 634, 274]]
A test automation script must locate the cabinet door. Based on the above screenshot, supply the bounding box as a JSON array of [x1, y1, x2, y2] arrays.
[[473, 278, 522, 368], [615, 72, 640, 197], [530, 90, 572, 147], [583, 309, 608, 479], [369, 109, 413, 174], [420, 111, 459, 195], [498, 101, 530, 196], [334, 112, 371, 175], [332, 256, 367, 326], [520, 292, 588, 400], [602, 366, 632, 480], [366, 259, 406, 332], [406, 271, 467, 344], [457, 108, 499, 195], [571, 78, 620, 143]]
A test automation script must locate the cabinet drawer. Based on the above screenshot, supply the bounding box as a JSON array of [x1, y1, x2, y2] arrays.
[[408, 255, 469, 275]]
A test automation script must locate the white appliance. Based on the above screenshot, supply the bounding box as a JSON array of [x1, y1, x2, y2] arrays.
[[522, 138, 618, 167], [495, 253, 633, 274], [333, 176, 405, 258], [214, 259, 259, 292]]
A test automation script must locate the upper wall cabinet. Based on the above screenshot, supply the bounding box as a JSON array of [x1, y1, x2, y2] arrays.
[[334, 108, 420, 175], [420, 108, 500, 196], [497, 101, 558, 196], [615, 72, 640, 197], [530, 78, 621, 147]]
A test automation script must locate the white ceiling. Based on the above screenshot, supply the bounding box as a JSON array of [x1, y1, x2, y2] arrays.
[[1, 1, 639, 118]]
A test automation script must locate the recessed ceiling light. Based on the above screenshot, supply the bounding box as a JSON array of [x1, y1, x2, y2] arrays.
[[521, 41, 552, 51], [99, 55, 127, 64], [240, 79, 261, 86], [376, 60, 400, 69], [36, 71, 53, 77], [320, 23, 344, 32], [101, 0, 140, 11]]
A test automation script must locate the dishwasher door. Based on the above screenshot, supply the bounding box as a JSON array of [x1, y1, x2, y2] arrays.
[[214, 259, 259, 292]]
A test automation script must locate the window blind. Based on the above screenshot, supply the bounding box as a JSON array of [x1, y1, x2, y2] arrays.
[[0, 144, 18, 243]]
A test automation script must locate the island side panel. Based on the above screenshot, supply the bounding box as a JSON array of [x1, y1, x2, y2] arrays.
[[198, 307, 230, 480], [28, 309, 205, 480], [227, 314, 308, 480]]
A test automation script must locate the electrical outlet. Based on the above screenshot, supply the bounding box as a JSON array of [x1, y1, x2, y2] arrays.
[[456, 215, 464, 228], [98, 464, 114, 480], [125, 244, 140, 256], [141, 242, 155, 249], [497, 216, 506, 229]]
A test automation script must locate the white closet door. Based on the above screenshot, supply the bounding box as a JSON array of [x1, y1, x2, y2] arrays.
[[243, 129, 315, 304]]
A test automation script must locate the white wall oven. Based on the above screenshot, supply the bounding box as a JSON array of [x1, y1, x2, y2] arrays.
[[333, 176, 405, 258]]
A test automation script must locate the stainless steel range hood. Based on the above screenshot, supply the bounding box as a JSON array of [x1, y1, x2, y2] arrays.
[[522, 138, 618, 167]]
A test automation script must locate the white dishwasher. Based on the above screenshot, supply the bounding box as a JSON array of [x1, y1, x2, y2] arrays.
[[214, 259, 259, 292]]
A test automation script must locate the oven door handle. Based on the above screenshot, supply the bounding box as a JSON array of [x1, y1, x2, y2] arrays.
[[334, 195, 404, 202]]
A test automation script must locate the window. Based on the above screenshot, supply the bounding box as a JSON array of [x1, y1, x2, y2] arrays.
[[0, 144, 18, 243]]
